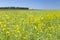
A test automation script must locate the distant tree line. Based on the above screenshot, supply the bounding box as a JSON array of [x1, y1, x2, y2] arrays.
[[0, 7, 29, 10]]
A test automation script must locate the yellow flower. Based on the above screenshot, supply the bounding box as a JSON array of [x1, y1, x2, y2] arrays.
[[29, 15, 34, 21], [2, 28, 6, 31], [5, 14, 10, 19], [5, 14, 8, 17], [14, 28, 20, 33], [2, 28, 7, 31], [44, 15, 51, 21], [2, 24, 7, 31], [16, 30, 20, 33], [4, 24, 6, 27], [37, 24, 42, 30], [48, 26, 54, 31], [34, 18, 37, 22], [6, 31, 10, 36], [34, 26, 37, 30], [14, 25, 19, 30], [0, 22, 2, 25]]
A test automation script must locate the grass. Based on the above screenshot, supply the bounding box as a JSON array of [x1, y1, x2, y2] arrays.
[[0, 9, 60, 40]]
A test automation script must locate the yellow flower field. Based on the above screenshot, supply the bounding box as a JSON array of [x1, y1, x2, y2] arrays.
[[0, 10, 60, 40]]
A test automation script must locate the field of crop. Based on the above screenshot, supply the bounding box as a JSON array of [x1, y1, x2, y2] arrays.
[[0, 10, 60, 40]]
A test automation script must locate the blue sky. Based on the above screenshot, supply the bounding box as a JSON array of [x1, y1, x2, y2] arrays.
[[0, 0, 60, 9]]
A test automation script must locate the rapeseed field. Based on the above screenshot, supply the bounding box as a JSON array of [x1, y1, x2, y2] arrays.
[[0, 10, 60, 40]]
